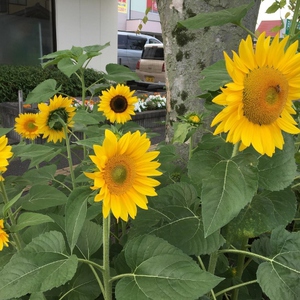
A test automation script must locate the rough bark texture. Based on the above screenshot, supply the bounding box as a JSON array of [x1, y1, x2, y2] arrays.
[[156, 0, 261, 143]]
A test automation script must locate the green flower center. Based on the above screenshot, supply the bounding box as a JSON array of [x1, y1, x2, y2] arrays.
[[243, 66, 288, 125], [110, 96, 128, 113], [111, 165, 127, 184], [48, 108, 69, 130]]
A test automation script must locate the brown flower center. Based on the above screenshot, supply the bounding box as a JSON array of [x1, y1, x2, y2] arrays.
[[110, 96, 128, 113]]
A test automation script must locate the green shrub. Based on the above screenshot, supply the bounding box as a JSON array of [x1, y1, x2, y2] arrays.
[[0, 64, 103, 103]]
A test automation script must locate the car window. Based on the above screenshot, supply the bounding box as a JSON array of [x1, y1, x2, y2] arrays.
[[149, 38, 160, 44], [128, 36, 147, 50], [142, 47, 164, 60], [118, 35, 127, 49]]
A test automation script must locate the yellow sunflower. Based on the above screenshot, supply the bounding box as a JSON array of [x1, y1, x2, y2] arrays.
[[15, 113, 39, 140], [0, 135, 13, 181], [211, 33, 300, 156], [0, 219, 9, 251], [98, 84, 138, 124], [35, 95, 76, 143], [85, 129, 162, 221]]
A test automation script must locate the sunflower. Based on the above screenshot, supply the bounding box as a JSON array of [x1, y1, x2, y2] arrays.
[[0, 219, 9, 251], [85, 129, 162, 221], [35, 95, 76, 143], [0, 135, 13, 181], [15, 113, 39, 140], [211, 33, 300, 156], [98, 84, 138, 124]]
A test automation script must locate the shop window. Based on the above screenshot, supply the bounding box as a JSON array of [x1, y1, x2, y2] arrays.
[[0, 0, 55, 65]]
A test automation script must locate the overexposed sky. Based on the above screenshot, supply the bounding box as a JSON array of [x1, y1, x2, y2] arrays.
[[256, 0, 293, 27]]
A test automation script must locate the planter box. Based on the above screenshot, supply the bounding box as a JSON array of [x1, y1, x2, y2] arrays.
[[0, 102, 166, 144]]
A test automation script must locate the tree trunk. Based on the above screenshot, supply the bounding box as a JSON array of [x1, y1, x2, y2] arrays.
[[156, 0, 261, 143]]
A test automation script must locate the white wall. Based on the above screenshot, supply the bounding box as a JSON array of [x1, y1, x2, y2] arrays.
[[55, 0, 118, 71]]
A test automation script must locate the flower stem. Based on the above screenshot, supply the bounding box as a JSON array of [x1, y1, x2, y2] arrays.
[[288, 0, 300, 42], [231, 142, 240, 158], [215, 279, 257, 298], [103, 214, 112, 300], [63, 123, 76, 189], [0, 181, 23, 250]]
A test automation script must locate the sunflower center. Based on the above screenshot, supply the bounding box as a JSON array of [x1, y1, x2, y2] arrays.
[[25, 121, 38, 132], [243, 66, 288, 125], [48, 108, 69, 130], [104, 155, 134, 194], [110, 96, 128, 113]]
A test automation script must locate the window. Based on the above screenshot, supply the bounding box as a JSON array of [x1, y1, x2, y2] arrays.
[[0, 0, 55, 65], [127, 36, 147, 50]]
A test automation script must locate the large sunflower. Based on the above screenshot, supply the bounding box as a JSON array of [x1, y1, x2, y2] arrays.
[[98, 84, 137, 124], [0, 135, 13, 181], [85, 130, 162, 221], [35, 95, 76, 143], [0, 219, 9, 251], [211, 33, 300, 156], [15, 113, 39, 140]]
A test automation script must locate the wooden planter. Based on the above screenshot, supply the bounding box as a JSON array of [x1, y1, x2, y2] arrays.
[[0, 102, 166, 144]]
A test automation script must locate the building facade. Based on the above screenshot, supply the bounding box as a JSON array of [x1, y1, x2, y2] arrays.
[[0, 0, 118, 71]]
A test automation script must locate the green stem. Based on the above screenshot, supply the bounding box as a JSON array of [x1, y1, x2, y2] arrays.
[[231, 142, 240, 158], [0, 181, 23, 250], [63, 123, 76, 189], [215, 279, 257, 298], [188, 135, 193, 159], [219, 249, 272, 263], [103, 214, 112, 300], [232, 238, 248, 300], [236, 22, 256, 38], [287, 0, 300, 41], [78, 258, 105, 272]]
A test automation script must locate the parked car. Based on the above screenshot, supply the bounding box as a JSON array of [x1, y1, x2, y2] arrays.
[[135, 43, 165, 86], [118, 31, 162, 71]]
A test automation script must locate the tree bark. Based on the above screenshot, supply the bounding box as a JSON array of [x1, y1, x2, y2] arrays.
[[156, 0, 261, 143]]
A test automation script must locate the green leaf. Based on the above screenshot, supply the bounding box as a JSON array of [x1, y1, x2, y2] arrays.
[[65, 187, 89, 253], [0, 231, 78, 299], [60, 263, 101, 300], [21, 185, 67, 211], [57, 58, 81, 78], [29, 292, 47, 300], [83, 43, 110, 59], [12, 144, 62, 169], [25, 79, 61, 104], [257, 227, 300, 300], [199, 60, 231, 91], [172, 122, 190, 143], [132, 183, 225, 255], [179, 2, 254, 29], [225, 188, 297, 241], [72, 109, 102, 127], [2, 190, 23, 217], [188, 150, 225, 185], [10, 212, 54, 232], [265, 2, 281, 14], [103, 63, 139, 82], [75, 220, 102, 259], [22, 165, 57, 185], [115, 235, 223, 300], [202, 153, 258, 237], [258, 134, 297, 191], [0, 128, 13, 136]]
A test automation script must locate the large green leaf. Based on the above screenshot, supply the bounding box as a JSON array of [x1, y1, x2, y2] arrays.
[[65, 187, 89, 253], [21, 185, 67, 211], [25, 79, 61, 104], [0, 231, 78, 299], [199, 60, 231, 91], [202, 153, 258, 237], [75, 220, 102, 259], [258, 134, 297, 191], [60, 263, 101, 300], [10, 212, 54, 232], [224, 188, 297, 241], [115, 235, 223, 300], [57, 57, 82, 78], [103, 63, 139, 82], [179, 2, 254, 29], [132, 183, 225, 255], [22, 165, 57, 185], [257, 227, 300, 300]]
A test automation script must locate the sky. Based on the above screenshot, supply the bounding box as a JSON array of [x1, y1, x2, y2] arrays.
[[256, 1, 293, 27]]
